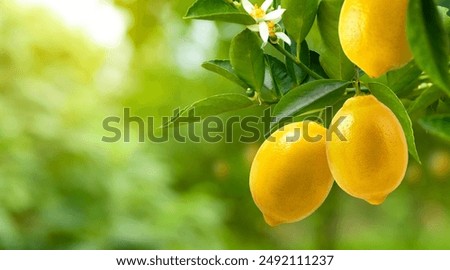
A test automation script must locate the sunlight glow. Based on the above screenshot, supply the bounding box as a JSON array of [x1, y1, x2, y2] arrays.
[[16, 0, 127, 48]]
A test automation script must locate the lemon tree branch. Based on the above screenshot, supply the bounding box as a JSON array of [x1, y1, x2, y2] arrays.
[[271, 43, 324, 80]]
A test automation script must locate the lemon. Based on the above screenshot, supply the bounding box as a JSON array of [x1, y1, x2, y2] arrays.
[[326, 95, 409, 205], [338, 0, 413, 78], [249, 121, 334, 226]]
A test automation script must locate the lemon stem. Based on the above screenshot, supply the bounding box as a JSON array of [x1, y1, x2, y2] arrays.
[[271, 43, 323, 80], [354, 66, 362, 95]]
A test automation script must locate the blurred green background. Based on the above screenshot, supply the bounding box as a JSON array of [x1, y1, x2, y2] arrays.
[[1, 0, 449, 249]]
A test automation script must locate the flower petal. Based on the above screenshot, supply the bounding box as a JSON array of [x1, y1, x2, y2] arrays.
[[264, 8, 285, 21], [275, 32, 292, 45], [261, 0, 273, 12], [242, 0, 254, 15], [259, 22, 269, 43], [247, 24, 260, 32]]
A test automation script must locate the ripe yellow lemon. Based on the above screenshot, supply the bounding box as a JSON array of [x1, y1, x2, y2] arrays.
[[326, 95, 409, 205], [249, 121, 334, 226], [338, 0, 413, 78]]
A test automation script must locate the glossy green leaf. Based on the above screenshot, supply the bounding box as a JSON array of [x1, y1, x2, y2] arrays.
[[309, 50, 329, 80], [316, 0, 354, 80], [408, 86, 444, 115], [282, 0, 319, 44], [202, 60, 249, 89], [265, 55, 294, 95], [230, 29, 265, 91], [271, 80, 350, 129], [418, 114, 450, 142], [184, 0, 254, 25], [386, 61, 423, 95], [258, 66, 279, 103], [163, 93, 255, 127], [437, 6, 450, 48], [368, 83, 421, 163], [407, 0, 450, 95], [285, 40, 310, 85], [438, 0, 450, 8], [260, 80, 280, 104]]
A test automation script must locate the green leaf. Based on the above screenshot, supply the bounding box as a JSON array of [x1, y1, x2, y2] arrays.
[[164, 93, 255, 127], [202, 60, 249, 89], [407, 0, 450, 95], [438, 0, 450, 8], [309, 50, 329, 80], [259, 66, 280, 103], [260, 84, 280, 104], [271, 79, 350, 129], [285, 40, 310, 85], [265, 55, 294, 95], [386, 61, 423, 95], [437, 6, 450, 47], [230, 29, 265, 91], [418, 114, 450, 142], [408, 86, 444, 115], [316, 0, 354, 80], [368, 82, 421, 163], [184, 0, 254, 25], [282, 0, 319, 44]]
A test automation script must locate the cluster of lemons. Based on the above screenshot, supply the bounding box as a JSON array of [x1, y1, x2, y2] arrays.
[[249, 0, 412, 226]]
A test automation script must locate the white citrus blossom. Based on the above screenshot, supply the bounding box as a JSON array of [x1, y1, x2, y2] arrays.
[[247, 21, 291, 46], [242, 0, 291, 46]]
